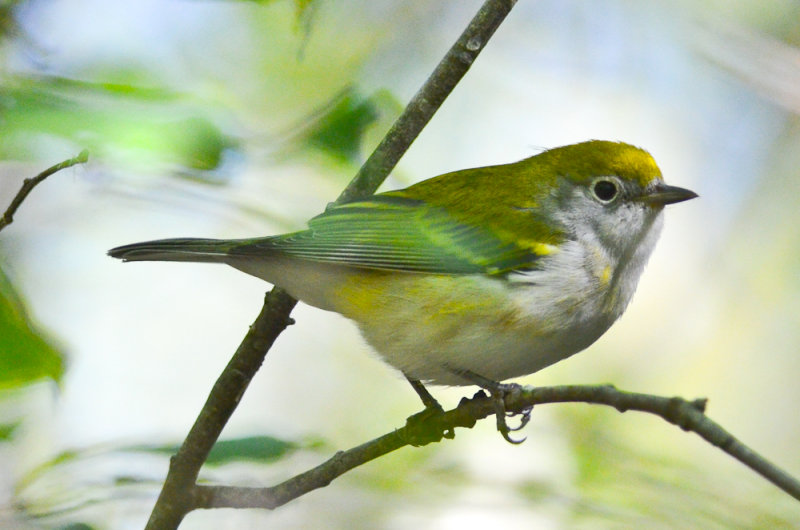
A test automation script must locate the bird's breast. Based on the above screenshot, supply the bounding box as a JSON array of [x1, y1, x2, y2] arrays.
[[328, 250, 622, 385]]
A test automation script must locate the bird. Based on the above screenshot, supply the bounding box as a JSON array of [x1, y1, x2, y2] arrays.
[[109, 140, 697, 440]]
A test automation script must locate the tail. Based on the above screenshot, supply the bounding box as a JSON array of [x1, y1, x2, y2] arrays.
[[108, 238, 240, 263]]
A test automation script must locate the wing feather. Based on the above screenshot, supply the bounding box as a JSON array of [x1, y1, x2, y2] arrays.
[[232, 195, 543, 275]]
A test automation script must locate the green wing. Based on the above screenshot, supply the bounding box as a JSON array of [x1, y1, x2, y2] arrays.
[[232, 194, 543, 275]]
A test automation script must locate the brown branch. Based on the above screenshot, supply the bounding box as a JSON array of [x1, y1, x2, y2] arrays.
[[0, 150, 89, 233], [190, 385, 800, 510], [337, 0, 519, 204], [144, 1, 518, 528]]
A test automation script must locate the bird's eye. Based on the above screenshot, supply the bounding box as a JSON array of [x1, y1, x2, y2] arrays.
[[591, 179, 619, 203]]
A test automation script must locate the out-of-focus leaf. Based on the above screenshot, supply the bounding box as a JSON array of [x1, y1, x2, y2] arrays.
[[211, 0, 317, 19], [293, 0, 317, 42], [294, 0, 315, 19], [56, 523, 96, 530], [292, 88, 400, 164], [206, 435, 298, 465], [0, 421, 20, 440], [0, 1, 23, 40], [0, 266, 64, 389], [0, 75, 237, 173], [304, 90, 379, 162], [132, 435, 300, 465]]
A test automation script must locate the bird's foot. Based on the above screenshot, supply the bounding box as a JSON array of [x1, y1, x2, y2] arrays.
[[452, 369, 532, 444], [486, 382, 532, 444]]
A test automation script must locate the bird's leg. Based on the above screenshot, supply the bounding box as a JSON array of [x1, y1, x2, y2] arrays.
[[403, 373, 453, 445], [451, 369, 532, 444], [404, 373, 444, 413]]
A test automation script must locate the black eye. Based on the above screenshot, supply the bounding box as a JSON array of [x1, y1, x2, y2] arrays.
[[592, 179, 619, 203]]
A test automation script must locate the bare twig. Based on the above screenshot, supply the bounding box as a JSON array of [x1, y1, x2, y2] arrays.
[[0, 150, 89, 233], [144, 1, 518, 528], [337, 0, 519, 203], [191, 385, 800, 510]]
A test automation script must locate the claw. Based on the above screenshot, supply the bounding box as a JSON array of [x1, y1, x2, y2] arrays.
[[449, 369, 533, 444], [509, 406, 532, 432], [489, 383, 530, 444]]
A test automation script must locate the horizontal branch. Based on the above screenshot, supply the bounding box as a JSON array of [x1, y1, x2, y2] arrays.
[[192, 384, 800, 510], [0, 150, 89, 232]]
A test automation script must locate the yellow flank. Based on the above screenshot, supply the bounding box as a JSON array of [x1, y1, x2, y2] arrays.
[[332, 270, 391, 322], [523, 241, 559, 256], [600, 265, 612, 285], [332, 269, 528, 333]]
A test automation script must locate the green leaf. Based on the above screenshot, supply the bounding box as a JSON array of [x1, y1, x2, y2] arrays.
[[132, 435, 300, 465], [206, 435, 298, 465], [0, 422, 20, 440], [215, 0, 317, 23], [0, 267, 65, 389], [294, 0, 315, 18], [0, 75, 236, 174], [301, 89, 383, 163], [56, 524, 96, 530]]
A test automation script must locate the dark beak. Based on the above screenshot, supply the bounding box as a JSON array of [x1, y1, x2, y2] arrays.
[[638, 183, 698, 206]]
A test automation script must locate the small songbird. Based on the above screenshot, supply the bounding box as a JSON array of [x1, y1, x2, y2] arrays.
[[109, 140, 696, 438]]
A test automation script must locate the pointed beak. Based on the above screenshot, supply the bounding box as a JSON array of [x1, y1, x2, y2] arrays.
[[638, 183, 698, 206]]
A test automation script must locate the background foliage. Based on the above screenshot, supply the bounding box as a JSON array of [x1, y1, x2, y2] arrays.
[[0, 0, 799, 528]]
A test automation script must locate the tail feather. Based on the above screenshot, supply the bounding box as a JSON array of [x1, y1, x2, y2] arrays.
[[108, 238, 238, 263]]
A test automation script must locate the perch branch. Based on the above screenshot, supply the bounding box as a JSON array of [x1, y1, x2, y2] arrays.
[[192, 384, 800, 510]]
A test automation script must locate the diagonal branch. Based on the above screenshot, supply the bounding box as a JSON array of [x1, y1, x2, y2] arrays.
[[191, 384, 800, 510], [0, 150, 89, 233], [144, 1, 518, 528], [337, 0, 519, 203]]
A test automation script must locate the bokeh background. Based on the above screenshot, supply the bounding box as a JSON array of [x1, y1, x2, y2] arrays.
[[1, 0, 799, 528]]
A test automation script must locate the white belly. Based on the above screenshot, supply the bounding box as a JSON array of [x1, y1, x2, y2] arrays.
[[327, 240, 630, 386], [230, 226, 659, 386]]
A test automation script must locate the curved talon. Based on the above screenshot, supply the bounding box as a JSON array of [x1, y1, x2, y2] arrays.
[[488, 383, 531, 444], [506, 407, 532, 432], [500, 428, 527, 444], [444, 368, 533, 444], [497, 404, 528, 443]]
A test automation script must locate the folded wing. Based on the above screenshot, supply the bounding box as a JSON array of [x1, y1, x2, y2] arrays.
[[232, 194, 543, 276]]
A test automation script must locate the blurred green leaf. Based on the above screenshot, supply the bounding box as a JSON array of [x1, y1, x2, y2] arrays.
[[293, 88, 399, 164], [293, 0, 315, 18], [188, 0, 318, 34], [304, 90, 379, 162], [56, 524, 96, 530], [132, 435, 300, 465], [0, 75, 236, 173], [215, 0, 317, 19], [0, 421, 19, 440], [0, 266, 64, 389], [206, 435, 298, 465], [0, 1, 23, 40]]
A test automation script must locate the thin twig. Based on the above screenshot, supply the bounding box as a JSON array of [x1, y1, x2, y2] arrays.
[[0, 150, 89, 233], [192, 385, 800, 510], [144, 1, 518, 528]]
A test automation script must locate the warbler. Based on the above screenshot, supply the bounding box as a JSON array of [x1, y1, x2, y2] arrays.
[[110, 140, 695, 405]]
